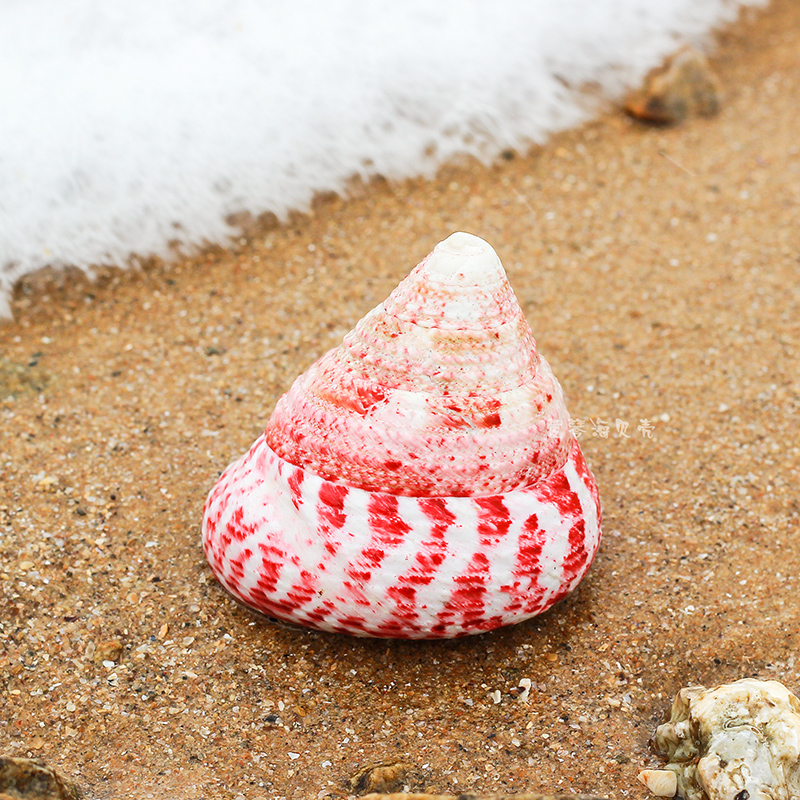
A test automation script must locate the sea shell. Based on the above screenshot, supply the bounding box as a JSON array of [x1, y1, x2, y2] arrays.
[[202, 232, 601, 638], [650, 679, 800, 800], [637, 769, 678, 797]]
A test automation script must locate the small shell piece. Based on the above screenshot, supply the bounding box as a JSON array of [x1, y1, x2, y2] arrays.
[[637, 769, 677, 797], [651, 679, 800, 800], [202, 233, 601, 638]]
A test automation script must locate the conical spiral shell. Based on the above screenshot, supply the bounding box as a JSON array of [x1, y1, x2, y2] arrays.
[[202, 232, 601, 638]]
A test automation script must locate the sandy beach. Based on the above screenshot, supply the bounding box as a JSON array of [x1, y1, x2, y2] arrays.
[[2, 1, 800, 797]]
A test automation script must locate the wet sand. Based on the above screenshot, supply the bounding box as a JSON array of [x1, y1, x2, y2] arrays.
[[2, 1, 800, 797]]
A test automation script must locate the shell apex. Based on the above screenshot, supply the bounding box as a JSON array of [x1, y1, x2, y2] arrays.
[[423, 231, 505, 285]]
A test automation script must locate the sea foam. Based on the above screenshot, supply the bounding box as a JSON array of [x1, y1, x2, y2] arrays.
[[0, 0, 764, 315]]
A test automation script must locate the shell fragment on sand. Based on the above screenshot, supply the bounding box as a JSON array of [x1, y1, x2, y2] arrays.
[[637, 769, 678, 797], [202, 232, 602, 638], [648, 678, 800, 800]]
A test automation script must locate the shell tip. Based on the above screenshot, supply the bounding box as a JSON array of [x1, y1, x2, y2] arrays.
[[425, 232, 504, 283]]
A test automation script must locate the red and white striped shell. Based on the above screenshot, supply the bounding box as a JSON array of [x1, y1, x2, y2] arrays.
[[202, 232, 601, 638]]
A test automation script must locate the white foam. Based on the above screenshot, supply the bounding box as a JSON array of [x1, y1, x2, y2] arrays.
[[0, 0, 765, 314]]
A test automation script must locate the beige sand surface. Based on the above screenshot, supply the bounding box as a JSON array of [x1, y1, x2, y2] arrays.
[[2, 1, 800, 797]]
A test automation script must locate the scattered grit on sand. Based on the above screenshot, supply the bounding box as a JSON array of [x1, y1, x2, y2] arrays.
[[2, 1, 799, 798]]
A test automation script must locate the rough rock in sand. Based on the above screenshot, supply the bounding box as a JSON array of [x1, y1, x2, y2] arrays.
[[349, 762, 418, 795], [0, 757, 82, 800], [625, 46, 720, 124]]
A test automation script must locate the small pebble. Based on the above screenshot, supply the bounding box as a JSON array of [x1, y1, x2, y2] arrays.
[[625, 46, 720, 124], [348, 761, 416, 795], [0, 756, 82, 800]]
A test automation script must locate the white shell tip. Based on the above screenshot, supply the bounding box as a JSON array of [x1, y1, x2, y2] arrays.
[[425, 231, 503, 282], [637, 769, 678, 797]]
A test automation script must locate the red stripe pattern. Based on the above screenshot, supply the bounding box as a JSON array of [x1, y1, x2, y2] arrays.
[[202, 434, 601, 639]]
